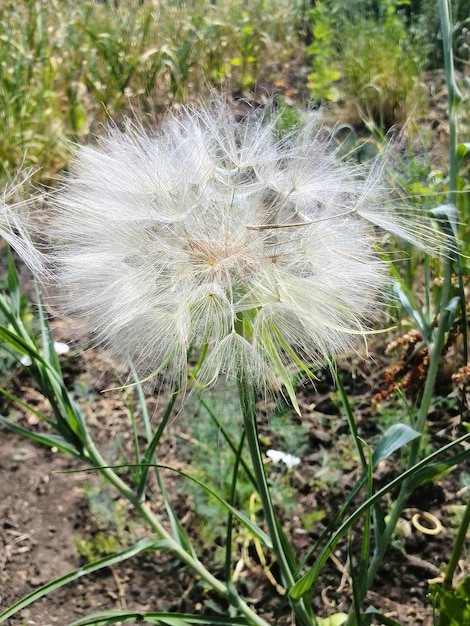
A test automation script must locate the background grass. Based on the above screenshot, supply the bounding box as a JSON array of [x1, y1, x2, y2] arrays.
[[1, 0, 468, 185]]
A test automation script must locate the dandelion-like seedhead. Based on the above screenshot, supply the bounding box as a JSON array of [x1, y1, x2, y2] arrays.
[[20, 102, 440, 402], [1, 171, 46, 276]]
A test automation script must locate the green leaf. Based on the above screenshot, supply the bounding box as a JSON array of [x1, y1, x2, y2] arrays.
[[290, 433, 470, 601], [430, 577, 470, 626], [157, 464, 272, 549], [316, 614, 347, 626], [0, 538, 166, 623], [392, 282, 431, 342], [457, 142, 470, 160], [430, 203, 459, 240], [66, 611, 250, 626], [6, 249, 20, 312], [35, 279, 61, 373], [0, 324, 42, 362], [0, 415, 82, 459], [407, 448, 470, 490], [371, 423, 420, 468], [362, 606, 402, 625]]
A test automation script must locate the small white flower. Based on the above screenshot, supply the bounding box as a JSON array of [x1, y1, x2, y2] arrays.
[[53, 341, 70, 355], [14, 101, 441, 400], [18, 341, 69, 367], [266, 449, 301, 468]]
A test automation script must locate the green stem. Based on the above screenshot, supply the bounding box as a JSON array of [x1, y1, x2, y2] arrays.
[[342, 254, 454, 626], [238, 376, 313, 626], [438, 0, 470, 588], [83, 433, 270, 626], [443, 496, 470, 589], [438, 0, 461, 206]]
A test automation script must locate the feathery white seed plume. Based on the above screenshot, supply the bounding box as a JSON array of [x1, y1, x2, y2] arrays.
[[10, 102, 442, 401], [0, 171, 45, 276]]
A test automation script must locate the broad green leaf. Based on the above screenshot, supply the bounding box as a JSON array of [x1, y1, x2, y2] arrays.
[[371, 424, 420, 468]]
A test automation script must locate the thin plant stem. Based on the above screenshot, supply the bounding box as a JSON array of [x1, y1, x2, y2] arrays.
[[438, 0, 470, 593], [330, 359, 367, 471], [438, 0, 469, 372], [224, 429, 246, 583], [443, 496, 470, 589], [342, 243, 454, 626], [237, 376, 314, 626], [438, 0, 461, 205]]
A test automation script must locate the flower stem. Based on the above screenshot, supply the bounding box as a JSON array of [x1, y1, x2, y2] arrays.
[[443, 495, 470, 589], [238, 376, 314, 626]]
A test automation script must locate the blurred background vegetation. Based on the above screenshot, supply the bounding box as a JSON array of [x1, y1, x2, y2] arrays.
[[1, 0, 469, 185]]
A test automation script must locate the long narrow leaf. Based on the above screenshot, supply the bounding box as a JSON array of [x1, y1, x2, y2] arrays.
[[297, 422, 420, 573], [0, 324, 43, 362], [156, 464, 272, 549], [0, 415, 83, 458], [392, 281, 432, 342], [67, 610, 250, 626], [35, 278, 61, 373], [0, 538, 167, 623], [198, 395, 256, 489]]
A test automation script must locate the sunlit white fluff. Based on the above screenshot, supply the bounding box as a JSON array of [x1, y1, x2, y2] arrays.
[[20, 102, 442, 399], [0, 172, 45, 275]]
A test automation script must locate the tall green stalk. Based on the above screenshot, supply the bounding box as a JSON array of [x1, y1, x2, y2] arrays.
[[80, 432, 272, 626], [238, 376, 314, 626], [437, 0, 470, 593]]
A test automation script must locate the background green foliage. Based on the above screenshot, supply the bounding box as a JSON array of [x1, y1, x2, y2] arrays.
[[1, 0, 469, 185]]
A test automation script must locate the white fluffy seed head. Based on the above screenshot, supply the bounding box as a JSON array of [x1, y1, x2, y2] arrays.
[[17, 102, 443, 399], [0, 171, 45, 276]]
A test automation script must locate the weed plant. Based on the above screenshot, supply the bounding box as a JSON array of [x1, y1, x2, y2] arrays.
[[0, 1, 469, 626]]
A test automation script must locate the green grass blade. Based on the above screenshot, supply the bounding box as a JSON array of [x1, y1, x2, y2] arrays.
[[158, 464, 272, 549], [290, 433, 470, 600], [0, 538, 165, 623], [198, 395, 256, 489], [296, 422, 420, 573], [0, 414, 82, 458], [67, 611, 251, 626]]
